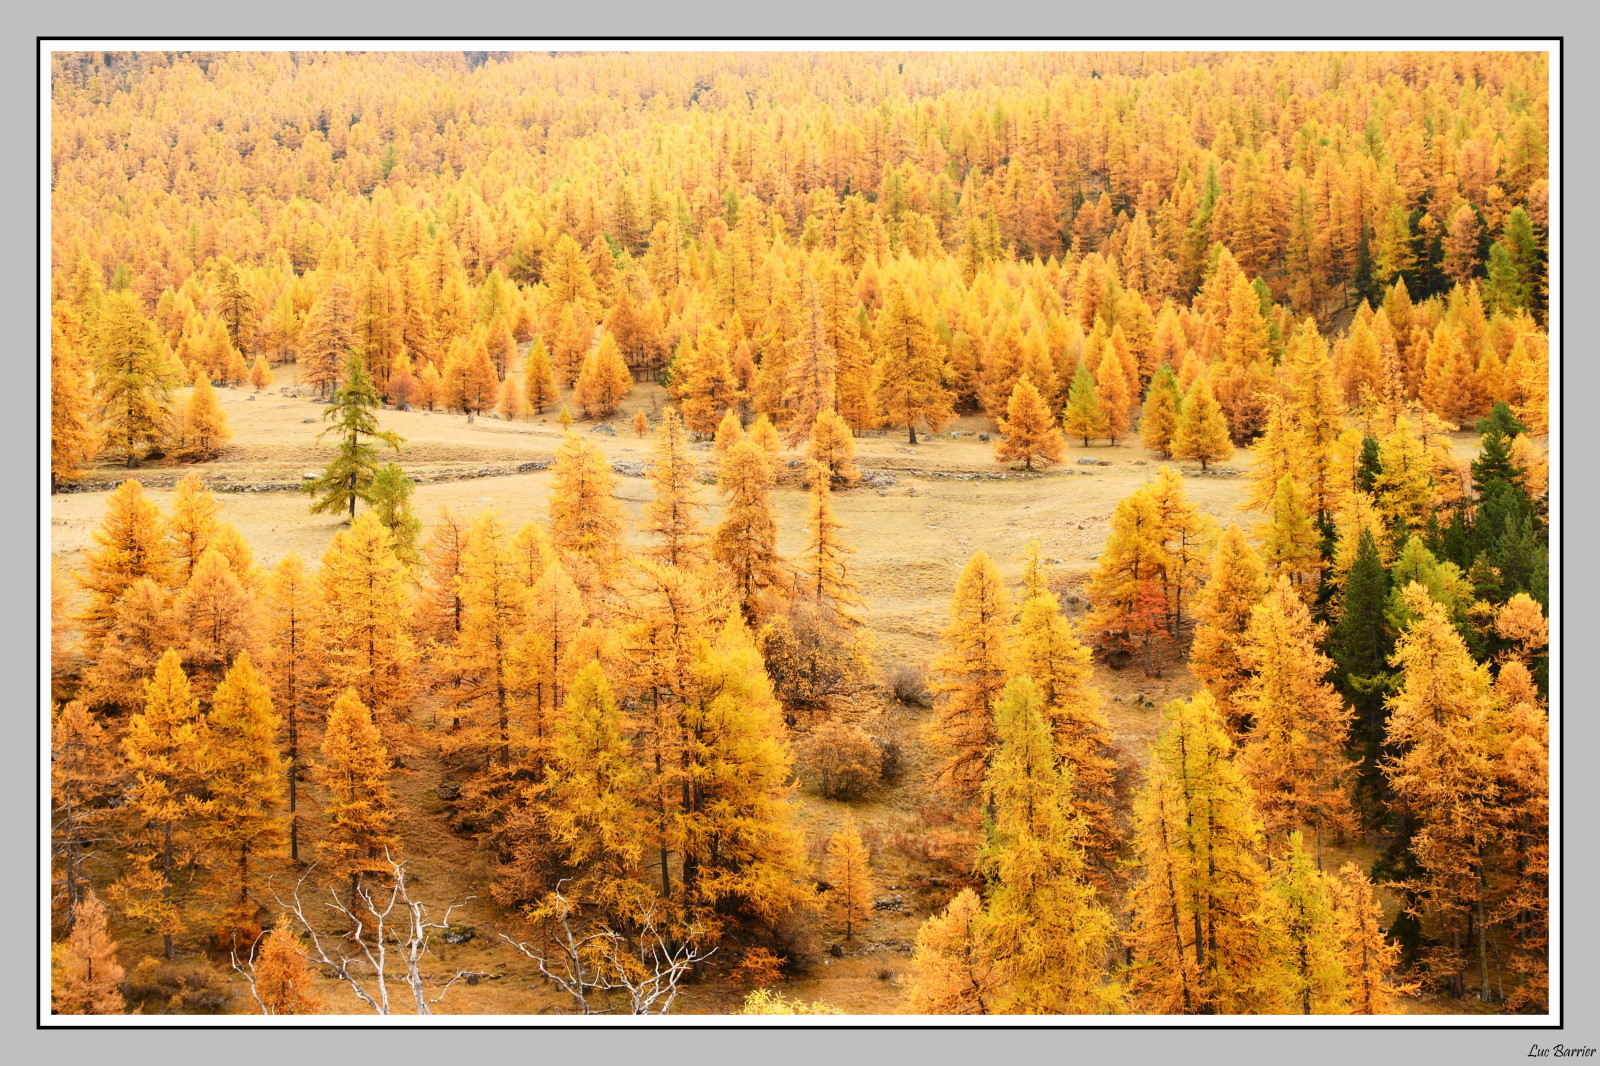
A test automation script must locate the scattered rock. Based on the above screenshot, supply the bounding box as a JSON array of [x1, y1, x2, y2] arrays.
[[874, 894, 905, 911], [906, 484, 919, 497], [828, 943, 845, 958], [1077, 457, 1098, 465], [441, 924, 476, 945], [1095, 459, 1112, 466], [301, 472, 318, 480], [301, 418, 317, 424], [245, 395, 255, 401], [1112, 694, 1124, 702], [591, 423, 617, 436], [978, 433, 990, 442], [611, 460, 648, 478], [437, 783, 461, 801], [1133, 459, 1147, 465]]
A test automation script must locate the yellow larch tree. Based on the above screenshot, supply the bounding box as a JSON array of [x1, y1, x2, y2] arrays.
[[1124, 693, 1273, 1015], [51, 700, 117, 929], [1259, 474, 1324, 600], [712, 439, 787, 624], [259, 554, 316, 864], [245, 925, 325, 1015], [1139, 364, 1181, 458], [314, 689, 400, 901], [51, 323, 95, 492], [1329, 863, 1410, 1015], [676, 329, 740, 435], [1083, 485, 1167, 663], [679, 612, 810, 928], [574, 330, 632, 419], [50, 892, 126, 1015], [79, 577, 174, 712], [500, 660, 651, 927], [905, 888, 999, 1015], [173, 547, 261, 694], [799, 460, 863, 627], [198, 653, 285, 929], [523, 336, 559, 415], [995, 374, 1065, 471], [181, 371, 230, 460], [1062, 361, 1108, 446], [1147, 465, 1217, 641], [1188, 524, 1272, 733], [1383, 584, 1501, 1001], [523, 558, 590, 740], [89, 290, 173, 468], [873, 282, 952, 444], [446, 513, 534, 787], [1171, 375, 1234, 471], [978, 676, 1121, 1014], [930, 550, 1014, 810], [249, 354, 271, 392], [76, 478, 172, 650], [806, 407, 860, 487], [1094, 343, 1133, 445], [825, 813, 874, 941], [781, 280, 840, 446], [1257, 832, 1351, 1014], [1237, 576, 1356, 860], [313, 511, 417, 747], [641, 407, 708, 569], [112, 650, 207, 959], [1009, 588, 1122, 878], [167, 472, 220, 584], [547, 432, 625, 575]]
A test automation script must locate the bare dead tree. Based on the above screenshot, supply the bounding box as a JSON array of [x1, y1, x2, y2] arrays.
[[268, 854, 479, 1015], [500, 886, 715, 1015]]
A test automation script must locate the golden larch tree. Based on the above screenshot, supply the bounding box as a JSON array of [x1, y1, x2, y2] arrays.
[[995, 374, 1065, 471], [523, 336, 559, 414], [574, 331, 632, 419], [1094, 343, 1133, 444], [547, 432, 626, 574], [1172, 375, 1234, 471], [315, 689, 400, 900], [905, 888, 998, 1015], [1188, 525, 1271, 733], [825, 813, 874, 941], [1062, 361, 1108, 446], [181, 371, 230, 460], [199, 652, 285, 927], [873, 282, 952, 444], [1009, 589, 1122, 878], [113, 650, 207, 959], [929, 550, 1014, 810], [1382, 583, 1501, 1001], [1140, 365, 1182, 458], [712, 439, 787, 624], [1257, 832, 1351, 1014], [806, 407, 860, 486], [259, 554, 316, 863], [51, 892, 126, 1015], [167, 472, 220, 584], [51, 323, 95, 492], [979, 676, 1121, 1014], [76, 479, 172, 650], [245, 925, 325, 1015], [1237, 576, 1356, 859], [313, 511, 417, 747], [1124, 693, 1272, 1014], [1329, 863, 1410, 1015], [641, 407, 708, 568]]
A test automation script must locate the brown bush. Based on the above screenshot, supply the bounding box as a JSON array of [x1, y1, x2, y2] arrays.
[[123, 956, 232, 1014], [888, 663, 931, 707], [796, 719, 883, 801]]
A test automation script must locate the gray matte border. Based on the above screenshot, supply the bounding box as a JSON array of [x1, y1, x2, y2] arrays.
[[15, 15, 1586, 1066]]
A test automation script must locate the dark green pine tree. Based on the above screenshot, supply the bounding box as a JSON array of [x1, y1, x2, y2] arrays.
[[1330, 527, 1393, 821], [1471, 401, 1527, 492], [304, 355, 404, 522], [1356, 435, 1382, 494], [1352, 227, 1380, 308], [368, 462, 422, 567]]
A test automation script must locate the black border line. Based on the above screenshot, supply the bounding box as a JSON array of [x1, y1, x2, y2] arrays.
[[37, 35, 1564, 1032]]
